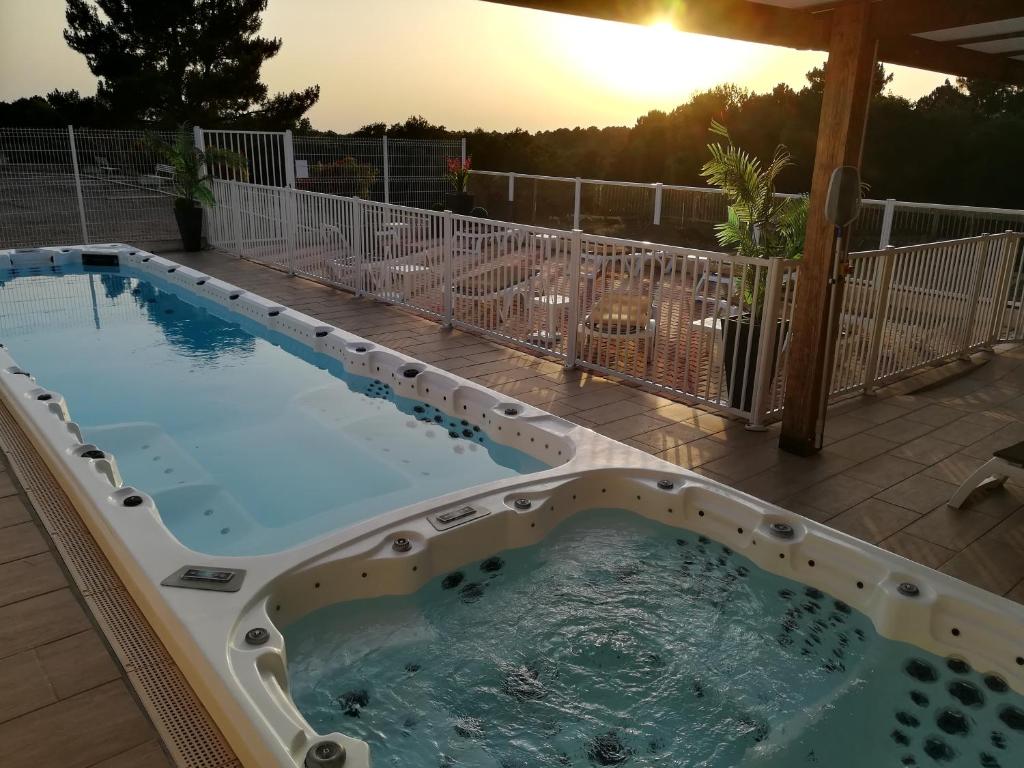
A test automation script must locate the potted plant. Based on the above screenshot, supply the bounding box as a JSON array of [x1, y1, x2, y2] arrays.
[[444, 156, 474, 214], [700, 120, 807, 411], [151, 127, 247, 251]]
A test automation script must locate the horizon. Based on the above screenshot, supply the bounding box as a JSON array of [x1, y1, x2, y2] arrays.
[[0, 0, 950, 134]]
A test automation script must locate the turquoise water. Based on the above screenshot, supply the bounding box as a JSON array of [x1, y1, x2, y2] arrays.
[[285, 510, 1024, 767], [0, 265, 547, 555]]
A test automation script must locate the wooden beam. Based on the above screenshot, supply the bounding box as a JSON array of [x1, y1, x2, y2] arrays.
[[871, 0, 1024, 37], [483, 0, 830, 50], [780, 0, 878, 456], [878, 33, 1024, 86]]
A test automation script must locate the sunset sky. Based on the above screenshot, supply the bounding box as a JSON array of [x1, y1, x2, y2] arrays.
[[0, 0, 949, 132]]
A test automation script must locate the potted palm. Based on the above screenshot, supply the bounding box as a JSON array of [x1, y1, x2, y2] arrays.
[[151, 127, 247, 251], [700, 120, 807, 410], [444, 156, 474, 214]]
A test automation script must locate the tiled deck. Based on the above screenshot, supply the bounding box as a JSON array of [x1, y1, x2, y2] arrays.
[[0, 450, 173, 767], [4, 247, 1024, 768], [184, 249, 1024, 604]]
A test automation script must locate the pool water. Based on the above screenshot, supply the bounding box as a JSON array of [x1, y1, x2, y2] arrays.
[[0, 265, 547, 555], [285, 510, 1024, 767]]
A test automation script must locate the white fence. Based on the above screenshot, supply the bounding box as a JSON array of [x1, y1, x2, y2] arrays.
[[206, 179, 1024, 425], [0, 126, 464, 249], [0, 126, 180, 248], [469, 170, 1024, 252]]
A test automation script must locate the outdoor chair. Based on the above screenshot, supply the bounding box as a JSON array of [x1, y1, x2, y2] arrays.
[[451, 263, 542, 324], [579, 279, 659, 368], [948, 441, 1024, 509], [139, 163, 175, 187]]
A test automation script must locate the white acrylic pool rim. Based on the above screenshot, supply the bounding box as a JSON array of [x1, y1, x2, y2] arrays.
[[1, 244, 1023, 768]]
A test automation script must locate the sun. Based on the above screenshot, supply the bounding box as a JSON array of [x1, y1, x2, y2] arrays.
[[549, 14, 766, 105]]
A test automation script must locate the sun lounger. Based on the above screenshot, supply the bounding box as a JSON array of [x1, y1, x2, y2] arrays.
[[948, 440, 1024, 509]]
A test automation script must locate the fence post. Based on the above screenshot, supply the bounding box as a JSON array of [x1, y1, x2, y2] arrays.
[[230, 182, 243, 257], [564, 229, 583, 369], [284, 187, 297, 275], [460, 137, 467, 165], [508, 172, 516, 221], [283, 129, 296, 187], [652, 182, 663, 226], [959, 234, 992, 359], [862, 247, 897, 393], [67, 125, 89, 244], [879, 198, 895, 248], [442, 210, 454, 327], [988, 231, 1017, 346], [382, 136, 390, 204], [193, 126, 206, 178], [352, 197, 365, 296], [573, 177, 581, 230], [746, 257, 784, 429]]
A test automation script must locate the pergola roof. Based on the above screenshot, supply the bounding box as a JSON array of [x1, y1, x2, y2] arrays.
[[486, 1, 1024, 85]]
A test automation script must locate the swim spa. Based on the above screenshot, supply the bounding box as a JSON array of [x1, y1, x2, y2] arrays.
[[1, 245, 1022, 768]]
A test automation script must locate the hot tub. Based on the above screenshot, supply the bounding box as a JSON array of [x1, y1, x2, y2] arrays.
[[1, 245, 1021, 768]]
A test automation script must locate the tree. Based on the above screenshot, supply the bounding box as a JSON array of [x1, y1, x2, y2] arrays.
[[63, 0, 319, 128], [805, 62, 893, 98]]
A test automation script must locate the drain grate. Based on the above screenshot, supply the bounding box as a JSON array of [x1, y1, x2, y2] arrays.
[[0, 402, 240, 768]]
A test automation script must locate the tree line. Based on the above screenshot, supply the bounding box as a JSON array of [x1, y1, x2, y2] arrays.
[[2, 1, 1022, 209]]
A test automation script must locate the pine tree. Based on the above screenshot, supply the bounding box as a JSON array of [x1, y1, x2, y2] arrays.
[[64, 0, 319, 128]]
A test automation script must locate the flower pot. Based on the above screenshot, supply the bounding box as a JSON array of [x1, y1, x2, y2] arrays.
[[444, 191, 475, 215], [722, 315, 788, 412], [174, 200, 204, 251]]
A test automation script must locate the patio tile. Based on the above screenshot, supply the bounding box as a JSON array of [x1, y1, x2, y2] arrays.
[[875, 473, 959, 515], [922, 452, 985, 485], [595, 413, 674, 441], [826, 433, 899, 463], [848, 401, 911, 425], [701, 442, 786, 481], [843, 454, 927, 489], [0, 495, 31, 529], [633, 422, 708, 452], [0, 650, 55, 722], [880, 532, 956, 570], [783, 473, 882, 517], [903, 403, 970, 427], [36, 630, 120, 700], [0, 589, 91, 658], [0, 470, 17, 498], [656, 437, 734, 469], [828, 499, 919, 544], [574, 399, 653, 425], [888, 435, 961, 465], [959, 420, 1024, 460], [556, 387, 633, 411], [865, 417, 936, 443], [903, 504, 1000, 550], [822, 413, 875, 443], [0, 680, 154, 768], [0, 552, 67, 608], [0, 522, 48, 566], [940, 537, 1024, 596], [928, 412, 1012, 447]]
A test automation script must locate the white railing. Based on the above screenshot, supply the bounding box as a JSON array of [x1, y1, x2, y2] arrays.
[[207, 179, 1024, 426], [207, 179, 809, 425], [470, 170, 1024, 251], [832, 232, 1024, 396]]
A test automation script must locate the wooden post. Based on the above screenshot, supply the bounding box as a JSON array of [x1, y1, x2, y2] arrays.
[[780, 0, 878, 455]]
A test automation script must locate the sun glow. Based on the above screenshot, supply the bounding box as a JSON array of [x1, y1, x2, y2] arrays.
[[550, 14, 790, 105]]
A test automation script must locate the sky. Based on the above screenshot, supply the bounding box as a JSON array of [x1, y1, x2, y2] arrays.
[[0, 0, 949, 133]]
